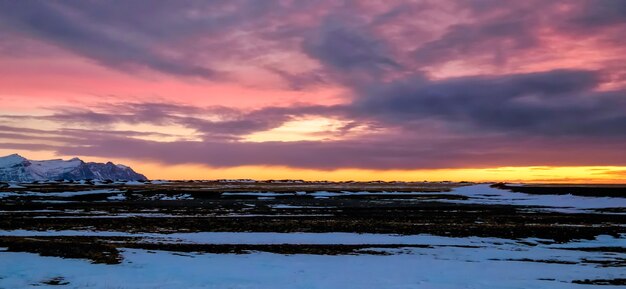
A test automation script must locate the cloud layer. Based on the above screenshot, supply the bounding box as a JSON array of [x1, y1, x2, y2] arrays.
[[1, 0, 626, 172]]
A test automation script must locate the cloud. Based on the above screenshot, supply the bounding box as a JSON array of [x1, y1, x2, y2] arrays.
[[353, 69, 626, 136], [301, 14, 400, 77], [2, 0, 626, 172], [0, 1, 222, 78], [4, 67, 626, 170], [37, 102, 345, 140], [413, 17, 538, 67], [0, 1, 288, 79], [2, 124, 626, 170], [570, 0, 626, 27]]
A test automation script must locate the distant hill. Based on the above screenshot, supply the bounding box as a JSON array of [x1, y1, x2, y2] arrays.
[[0, 154, 147, 182]]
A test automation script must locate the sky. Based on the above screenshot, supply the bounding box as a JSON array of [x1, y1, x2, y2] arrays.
[[1, 0, 626, 183]]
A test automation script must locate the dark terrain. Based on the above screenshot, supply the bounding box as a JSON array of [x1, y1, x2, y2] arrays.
[[1, 180, 625, 280]]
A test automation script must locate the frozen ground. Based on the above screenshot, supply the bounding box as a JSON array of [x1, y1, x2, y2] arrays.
[[1, 182, 624, 288], [0, 233, 624, 288], [1, 230, 625, 246], [3, 184, 625, 214], [176, 184, 626, 213], [0, 189, 122, 199], [449, 184, 626, 213], [215, 184, 626, 213]]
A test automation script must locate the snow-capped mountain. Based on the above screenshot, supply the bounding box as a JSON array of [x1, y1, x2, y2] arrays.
[[0, 154, 147, 182]]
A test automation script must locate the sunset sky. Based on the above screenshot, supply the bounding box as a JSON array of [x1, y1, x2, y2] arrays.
[[1, 0, 626, 183]]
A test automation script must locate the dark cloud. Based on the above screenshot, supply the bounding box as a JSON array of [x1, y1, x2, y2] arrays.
[[353, 69, 626, 136], [1, 0, 623, 83], [410, 1, 574, 67], [265, 68, 329, 90], [0, 1, 222, 78], [413, 18, 538, 66], [410, 0, 626, 68], [570, 0, 626, 27], [0, 132, 75, 144], [302, 14, 400, 77], [0, 1, 292, 79]]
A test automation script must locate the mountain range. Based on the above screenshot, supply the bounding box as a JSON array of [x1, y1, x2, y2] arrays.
[[0, 154, 147, 182]]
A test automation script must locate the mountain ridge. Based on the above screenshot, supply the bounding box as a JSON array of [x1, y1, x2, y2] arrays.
[[0, 154, 147, 182]]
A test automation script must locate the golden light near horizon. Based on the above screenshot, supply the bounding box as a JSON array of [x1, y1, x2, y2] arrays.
[[0, 149, 626, 184], [2, 149, 624, 183], [113, 160, 626, 184]]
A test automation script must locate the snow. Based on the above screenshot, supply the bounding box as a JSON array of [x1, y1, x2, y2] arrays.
[[218, 179, 257, 183], [31, 200, 76, 204], [0, 153, 26, 166], [220, 185, 626, 213], [122, 181, 145, 185], [0, 232, 624, 288], [0, 154, 145, 182], [449, 184, 626, 213], [310, 191, 436, 197], [269, 204, 336, 209], [146, 193, 193, 200], [31, 213, 205, 219], [6, 183, 25, 189], [223, 191, 448, 197], [107, 193, 126, 201], [28, 158, 83, 179], [222, 192, 287, 197], [1, 230, 624, 247], [0, 189, 122, 199], [0, 210, 62, 213], [218, 213, 333, 217]]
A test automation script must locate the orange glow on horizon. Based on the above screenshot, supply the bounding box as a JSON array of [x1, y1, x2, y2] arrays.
[[2, 149, 625, 184], [2, 151, 625, 185], [133, 164, 626, 184]]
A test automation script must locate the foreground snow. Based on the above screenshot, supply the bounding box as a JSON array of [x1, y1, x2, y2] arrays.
[[0, 231, 624, 288], [1, 230, 625, 246], [1, 243, 624, 289]]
